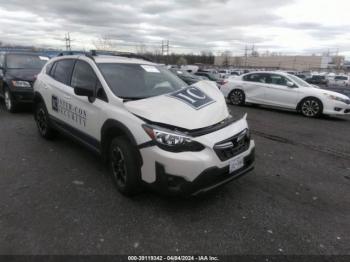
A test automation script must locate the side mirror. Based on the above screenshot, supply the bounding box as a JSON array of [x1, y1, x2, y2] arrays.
[[74, 86, 94, 98], [286, 81, 296, 88]]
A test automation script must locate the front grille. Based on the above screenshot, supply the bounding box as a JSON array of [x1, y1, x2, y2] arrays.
[[214, 129, 250, 161]]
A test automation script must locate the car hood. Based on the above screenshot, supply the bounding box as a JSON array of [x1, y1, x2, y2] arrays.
[[5, 68, 41, 82], [124, 81, 230, 130], [312, 87, 350, 99]]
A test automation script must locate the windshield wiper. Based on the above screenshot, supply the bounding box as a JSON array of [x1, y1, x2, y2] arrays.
[[120, 96, 149, 102]]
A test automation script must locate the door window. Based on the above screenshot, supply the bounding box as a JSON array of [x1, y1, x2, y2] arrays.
[[71, 61, 107, 101], [268, 74, 289, 86]]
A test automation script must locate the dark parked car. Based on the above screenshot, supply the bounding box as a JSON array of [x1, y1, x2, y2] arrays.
[[306, 75, 327, 85], [169, 69, 205, 85], [194, 71, 226, 86], [0, 52, 49, 112]]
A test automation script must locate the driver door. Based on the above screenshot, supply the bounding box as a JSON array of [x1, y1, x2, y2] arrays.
[[69, 60, 106, 142], [263, 74, 299, 108]]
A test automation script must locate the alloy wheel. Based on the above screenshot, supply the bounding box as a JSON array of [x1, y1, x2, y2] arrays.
[[301, 99, 320, 117], [230, 90, 244, 105]]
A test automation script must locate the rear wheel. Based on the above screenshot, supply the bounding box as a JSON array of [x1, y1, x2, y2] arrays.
[[300, 98, 323, 118], [35, 102, 56, 139], [229, 89, 245, 105], [109, 137, 141, 196], [4, 88, 17, 113]]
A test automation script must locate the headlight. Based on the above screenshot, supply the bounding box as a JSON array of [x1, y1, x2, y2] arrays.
[[324, 93, 350, 104], [12, 80, 31, 88], [142, 125, 205, 153]]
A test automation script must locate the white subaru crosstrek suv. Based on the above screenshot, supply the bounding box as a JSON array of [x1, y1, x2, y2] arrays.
[[33, 52, 255, 196]]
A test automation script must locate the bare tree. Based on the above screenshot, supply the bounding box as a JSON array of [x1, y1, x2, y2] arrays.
[[92, 35, 118, 51], [177, 56, 188, 66], [136, 43, 147, 54], [221, 50, 232, 67]]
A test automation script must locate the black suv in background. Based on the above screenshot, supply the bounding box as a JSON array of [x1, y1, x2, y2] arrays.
[[0, 52, 49, 112], [306, 75, 327, 85], [195, 71, 226, 86], [169, 68, 206, 85]]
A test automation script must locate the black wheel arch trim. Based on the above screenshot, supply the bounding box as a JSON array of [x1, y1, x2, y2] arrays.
[[229, 88, 245, 98], [101, 119, 143, 166], [297, 96, 324, 112], [33, 92, 46, 119]]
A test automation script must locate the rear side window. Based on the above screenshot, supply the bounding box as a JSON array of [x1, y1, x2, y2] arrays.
[[45, 62, 54, 74], [51, 59, 75, 85], [243, 73, 264, 83]]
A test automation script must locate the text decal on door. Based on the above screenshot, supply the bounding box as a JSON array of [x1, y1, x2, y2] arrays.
[[168, 87, 216, 110]]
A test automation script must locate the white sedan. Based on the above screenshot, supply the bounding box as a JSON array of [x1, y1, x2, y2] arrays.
[[220, 71, 350, 117], [327, 75, 350, 87]]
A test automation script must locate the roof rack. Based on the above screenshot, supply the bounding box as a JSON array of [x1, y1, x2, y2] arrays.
[[85, 50, 152, 62]]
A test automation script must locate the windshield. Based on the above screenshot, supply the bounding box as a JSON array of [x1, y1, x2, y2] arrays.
[[98, 63, 187, 99], [179, 70, 195, 77], [335, 76, 348, 80], [288, 74, 311, 87], [312, 75, 325, 79], [7, 54, 48, 69], [207, 73, 219, 81]]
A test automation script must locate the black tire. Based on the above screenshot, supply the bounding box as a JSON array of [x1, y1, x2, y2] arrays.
[[4, 88, 17, 113], [300, 97, 323, 118], [229, 89, 245, 105], [35, 102, 56, 139], [109, 136, 141, 196]]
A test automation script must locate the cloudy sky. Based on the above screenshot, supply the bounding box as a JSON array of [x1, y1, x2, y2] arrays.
[[0, 0, 350, 57]]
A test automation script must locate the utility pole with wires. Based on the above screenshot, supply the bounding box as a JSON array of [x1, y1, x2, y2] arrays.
[[243, 44, 256, 68], [244, 45, 248, 67], [161, 40, 170, 64], [161, 40, 170, 56], [64, 32, 73, 51], [166, 40, 170, 56]]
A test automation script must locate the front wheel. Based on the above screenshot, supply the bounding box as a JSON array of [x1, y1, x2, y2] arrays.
[[109, 137, 141, 196], [4, 88, 17, 113], [300, 98, 323, 118], [229, 89, 245, 105]]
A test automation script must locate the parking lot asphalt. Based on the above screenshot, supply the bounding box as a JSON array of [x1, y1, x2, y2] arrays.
[[0, 100, 349, 255]]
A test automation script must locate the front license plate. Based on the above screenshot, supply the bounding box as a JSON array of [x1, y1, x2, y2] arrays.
[[229, 156, 244, 173]]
